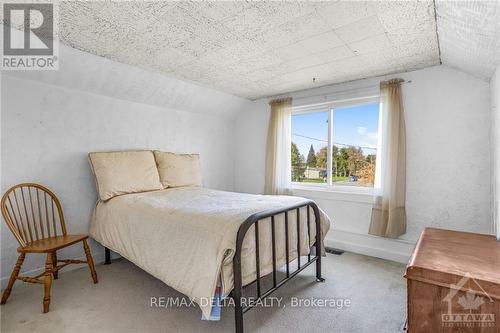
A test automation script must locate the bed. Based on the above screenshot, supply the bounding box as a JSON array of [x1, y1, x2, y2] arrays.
[[88, 150, 331, 333]]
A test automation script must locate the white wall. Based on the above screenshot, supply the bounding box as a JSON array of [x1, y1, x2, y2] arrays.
[[1, 44, 250, 285], [234, 65, 493, 262], [491, 65, 500, 240]]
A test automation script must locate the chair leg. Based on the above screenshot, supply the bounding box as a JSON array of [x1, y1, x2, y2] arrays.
[[83, 239, 98, 284], [51, 252, 58, 280], [1, 253, 25, 305], [43, 253, 53, 313]]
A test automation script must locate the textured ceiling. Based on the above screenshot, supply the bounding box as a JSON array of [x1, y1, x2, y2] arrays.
[[43, 0, 439, 100], [4, 1, 500, 99], [436, 0, 500, 80]]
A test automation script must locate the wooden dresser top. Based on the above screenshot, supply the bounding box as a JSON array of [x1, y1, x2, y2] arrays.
[[407, 228, 500, 286]]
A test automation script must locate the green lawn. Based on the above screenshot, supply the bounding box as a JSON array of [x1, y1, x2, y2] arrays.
[[298, 176, 349, 184], [333, 176, 349, 182], [301, 178, 326, 183]]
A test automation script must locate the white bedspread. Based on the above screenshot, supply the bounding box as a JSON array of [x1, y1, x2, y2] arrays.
[[89, 187, 331, 318]]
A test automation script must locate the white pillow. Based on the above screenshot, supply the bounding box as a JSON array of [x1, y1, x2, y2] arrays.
[[153, 151, 202, 188], [88, 150, 163, 201]]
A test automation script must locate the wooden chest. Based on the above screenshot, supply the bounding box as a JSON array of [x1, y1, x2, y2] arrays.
[[405, 228, 500, 333]]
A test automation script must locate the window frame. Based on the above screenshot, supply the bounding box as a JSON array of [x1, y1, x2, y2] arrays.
[[290, 95, 380, 193]]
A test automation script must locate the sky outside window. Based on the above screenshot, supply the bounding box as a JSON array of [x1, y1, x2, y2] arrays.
[[291, 102, 380, 159]]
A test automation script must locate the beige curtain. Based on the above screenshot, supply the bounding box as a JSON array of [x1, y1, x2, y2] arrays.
[[369, 79, 406, 238], [264, 98, 292, 195]]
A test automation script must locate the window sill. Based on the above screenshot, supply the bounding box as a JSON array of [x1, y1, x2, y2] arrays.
[[291, 183, 375, 204]]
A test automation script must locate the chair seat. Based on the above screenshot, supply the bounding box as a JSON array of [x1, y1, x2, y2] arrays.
[[18, 235, 88, 253]]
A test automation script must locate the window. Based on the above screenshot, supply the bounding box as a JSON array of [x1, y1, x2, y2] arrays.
[[291, 97, 380, 189]]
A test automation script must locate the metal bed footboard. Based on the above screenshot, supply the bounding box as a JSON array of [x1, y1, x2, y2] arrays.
[[102, 200, 324, 333], [233, 200, 324, 333]]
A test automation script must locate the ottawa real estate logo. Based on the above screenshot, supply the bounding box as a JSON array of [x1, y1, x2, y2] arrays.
[[442, 273, 496, 329], [2, 2, 59, 70]]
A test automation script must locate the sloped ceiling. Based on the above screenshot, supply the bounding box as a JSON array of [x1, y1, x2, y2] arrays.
[[436, 0, 500, 80], [54, 1, 439, 99], [4, 1, 499, 99]]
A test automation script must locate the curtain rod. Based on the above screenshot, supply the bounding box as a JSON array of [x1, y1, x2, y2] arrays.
[[278, 79, 412, 103]]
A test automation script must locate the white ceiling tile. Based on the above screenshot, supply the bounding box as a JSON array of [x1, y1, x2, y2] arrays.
[[390, 34, 438, 59], [275, 42, 315, 61], [243, 69, 281, 83], [317, 1, 377, 30], [335, 16, 386, 44], [277, 12, 332, 42], [250, 27, 300, 52], [377, 1, 435, 32], [278, 64, 331, 83], [235, 52, 285, 73], [175, 1, 251, 22], [263, 55, 327, 78], [387, 25, 436, 46], [356, 53, 393, 68], [220, 3, 286, 38], [315, 45, 356, 63], [253, 1, 318, 22], [397, 53, 441, 72], [49, 1, 446, 99], [280, 55, 326, 72], [323, 56, 368, 75], [298, 31, 345, 54], [348, 34, 392, 55]]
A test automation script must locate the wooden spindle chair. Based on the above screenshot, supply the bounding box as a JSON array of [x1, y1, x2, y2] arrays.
[[1, 183, 98, 313]]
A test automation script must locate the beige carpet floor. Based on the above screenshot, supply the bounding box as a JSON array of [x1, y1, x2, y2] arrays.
[[1, 252, 406, 333]]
